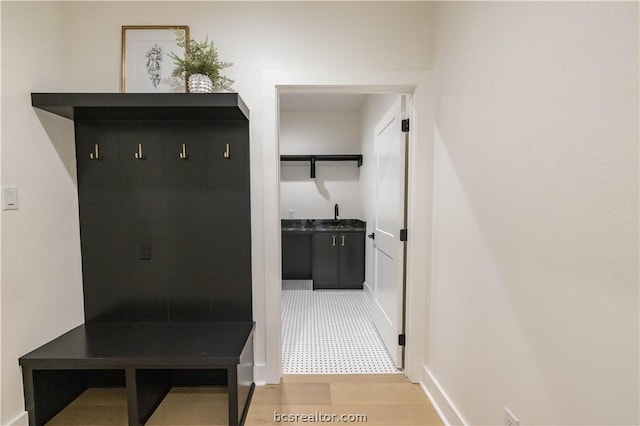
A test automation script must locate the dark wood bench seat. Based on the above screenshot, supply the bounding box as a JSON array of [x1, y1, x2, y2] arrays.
[[19, 322, 255, 426]]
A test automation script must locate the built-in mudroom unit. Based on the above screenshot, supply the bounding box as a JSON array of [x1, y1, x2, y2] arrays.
[[19, 93, 255, 426]]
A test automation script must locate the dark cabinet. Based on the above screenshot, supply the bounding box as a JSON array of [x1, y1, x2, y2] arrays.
[[313, 232, 364, 289], [282, 234, 312, 279], [338, 233, 366, 288], [312, 233, 340, 287]]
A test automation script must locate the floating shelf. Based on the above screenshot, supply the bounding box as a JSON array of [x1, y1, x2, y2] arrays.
[[280, 154, 363, 178], [31, 92, 249, 121]]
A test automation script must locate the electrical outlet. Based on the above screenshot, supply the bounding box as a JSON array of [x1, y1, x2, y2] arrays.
[[288, 209, 294, 218], [505, 407, 519, 426], [139, 243, 151, 260]]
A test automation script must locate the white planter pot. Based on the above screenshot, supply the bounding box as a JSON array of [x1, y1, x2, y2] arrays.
[[188, 74, 213, 93]]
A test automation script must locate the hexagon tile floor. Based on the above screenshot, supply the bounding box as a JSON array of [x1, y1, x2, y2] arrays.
[[281, 280, 399, 374]]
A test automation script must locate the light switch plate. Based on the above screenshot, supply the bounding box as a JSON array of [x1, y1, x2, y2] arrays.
[[2, 186, 18, 210]]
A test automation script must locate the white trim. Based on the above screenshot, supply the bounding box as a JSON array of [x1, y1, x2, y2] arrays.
[[253, 363, 271, 385], [7, 412, 28, 426], [258, 72, 283, 385], [363, 280, 373, 303], [260, 70, 433, 385], [400, 75, 434, 383], [420, 365, 467, 426]]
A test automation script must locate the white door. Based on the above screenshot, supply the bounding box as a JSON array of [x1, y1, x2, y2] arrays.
[[372, 97, 407, 369]]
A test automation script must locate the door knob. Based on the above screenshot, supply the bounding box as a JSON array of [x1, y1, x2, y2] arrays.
[[368, 233, 375, 240]]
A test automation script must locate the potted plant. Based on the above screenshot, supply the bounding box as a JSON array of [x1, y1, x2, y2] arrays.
[[169, 32, 234, 93]]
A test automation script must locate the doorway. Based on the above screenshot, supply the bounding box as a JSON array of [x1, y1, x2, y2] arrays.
[[259, 72, 431, 386], [278, 90, 409, 374]]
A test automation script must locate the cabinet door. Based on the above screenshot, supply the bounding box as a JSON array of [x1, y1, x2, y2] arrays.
[[313, 233, 339, 289], [282, 234, 312, 279], [338, 232, 365, 289]]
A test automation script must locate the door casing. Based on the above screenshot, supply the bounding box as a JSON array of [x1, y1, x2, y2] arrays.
[[258, 70, 433, 385]]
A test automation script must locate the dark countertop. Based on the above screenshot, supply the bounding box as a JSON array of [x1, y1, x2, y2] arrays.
[[282, 219, 366, 233]]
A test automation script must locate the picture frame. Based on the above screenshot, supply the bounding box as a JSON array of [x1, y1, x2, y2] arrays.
[[121, 25, 190, 93]]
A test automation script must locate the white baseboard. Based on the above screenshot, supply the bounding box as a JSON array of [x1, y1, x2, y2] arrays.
[[420, 365, 466, 426], [254, 363, 281, 385], [363, 280, 373, 302], [8, 411, 28, 426]]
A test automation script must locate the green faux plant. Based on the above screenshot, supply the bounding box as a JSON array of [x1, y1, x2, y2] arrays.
[[169, 31, 234, 91]]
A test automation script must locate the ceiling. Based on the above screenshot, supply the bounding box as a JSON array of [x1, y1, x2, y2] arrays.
[[279, 93, 368, 111]]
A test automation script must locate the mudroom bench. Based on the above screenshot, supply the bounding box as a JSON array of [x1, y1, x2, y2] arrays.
[[22, 93, 255, 426], [19, 321, 255, 426]]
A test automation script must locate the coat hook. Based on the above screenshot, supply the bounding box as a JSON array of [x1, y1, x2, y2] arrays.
[[89, 143, 101, 160], [179, 143, 187, 159], [223, 143, 230, 159], [134, 143, 144, 160]]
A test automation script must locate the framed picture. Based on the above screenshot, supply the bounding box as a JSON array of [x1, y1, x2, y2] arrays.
[[121, 25, 189, 93]]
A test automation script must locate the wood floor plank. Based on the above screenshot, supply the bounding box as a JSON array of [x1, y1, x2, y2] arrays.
[[146, 388, 228, 426], [251, 382, 332, 405], [330, 382, 431, 405], [70, 388, 127, 407], [45, 405, 127, 426]]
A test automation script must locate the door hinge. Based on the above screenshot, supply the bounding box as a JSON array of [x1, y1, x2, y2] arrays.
[[400, 229, 408, 242], [398, 334, 406, 346], [401, 119, 410, 132]]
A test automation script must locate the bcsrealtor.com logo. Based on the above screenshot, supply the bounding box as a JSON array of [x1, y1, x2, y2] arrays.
[[274, 411, 368, 423]]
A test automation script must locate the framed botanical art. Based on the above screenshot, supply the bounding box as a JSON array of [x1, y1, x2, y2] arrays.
[[121, 25, 189, 93]]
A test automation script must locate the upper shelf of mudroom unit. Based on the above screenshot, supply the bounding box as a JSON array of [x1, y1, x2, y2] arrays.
[[31, 92, 249, 121]]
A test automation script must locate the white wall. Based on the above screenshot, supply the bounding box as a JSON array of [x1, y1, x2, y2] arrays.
[[0, 1, 433, 422], [426, 2, 639, 425], [279, 110, 362, 219], [58, 0, 431, 387], [0, 2, 84, 425], [358, 94, 401, 296], [0, 3, 3, 423]]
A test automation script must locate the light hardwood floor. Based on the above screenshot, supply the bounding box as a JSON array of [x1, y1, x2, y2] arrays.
[[46, 375, 443, 425], [246, 374, 443, 426]]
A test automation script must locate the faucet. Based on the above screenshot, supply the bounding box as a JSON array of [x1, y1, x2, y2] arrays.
[[334, 204, 339, 221]]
